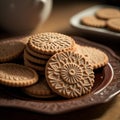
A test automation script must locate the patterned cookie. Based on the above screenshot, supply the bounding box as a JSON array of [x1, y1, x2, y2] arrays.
[[95, 8, 120, 20], [28, 32, 75, 55], [26, 46, 51, 60], [23, 76, 56, 98], [45, 51, 95, 98], [24, 49, 47, 65], [0, 40, 25, 62], [24, 58, 45, 72], [75, 45, 109, 69], [107, 18, 120, 32], [81, 16, 106, 28], [0, 63, 38, 87]]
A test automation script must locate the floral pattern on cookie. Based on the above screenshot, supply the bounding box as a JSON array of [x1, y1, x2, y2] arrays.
[[45, 51, 95, 98], [28, 32, 75, 55]]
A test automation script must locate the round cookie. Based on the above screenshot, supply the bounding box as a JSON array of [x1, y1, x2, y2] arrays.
[[0, 40, 25, 62], [24, 58, 45, 72], [26, 46, 51, 60], [75, 45, 109, 69], [81, 16, 106, 28], [28, 32, 75, 55], [95, 8, 120, 20], [107, 18, 120, 32], [45, 51, 95, 98], [24, 49, 47, 65], [0, 63, 38, 87], [23, 76, 56, 98]]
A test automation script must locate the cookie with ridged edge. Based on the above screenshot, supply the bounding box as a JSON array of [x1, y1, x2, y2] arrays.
[[24, 58, 45, 73], [24, 49, 47, 65], [81, 16, 106, 28], [26, 46, 51, 60], [23, 75, 56, 98], [28, 32, 75, 55], [0, 63, 38, 87], [107, 18, 120, 32], [95, 8, 120, 20], [75, 45, 109, 69], [0, 40, 25, 63], [45, 51, 95, 98]]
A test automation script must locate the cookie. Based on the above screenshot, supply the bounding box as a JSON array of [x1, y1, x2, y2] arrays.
[[0, 63, 38, 87], [23, 75, 56, 98], [28, 32, 75, 55], [24, 49, 47, 65], [0, 40, 25, 62], [26, 46, 51, 60], [81, 16, 106, 28], [75, 45, 109, 69], [24, 58, 45, 72], [45, 51, 95, 98], [95, 8, 120, 20], [107, 18, 120, 32]]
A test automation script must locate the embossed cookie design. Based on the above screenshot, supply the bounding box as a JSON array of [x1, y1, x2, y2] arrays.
[[45, 51, 95, 98], [28, 32, 75, 55], [0, 63, 38, 87], [75, 45, 109, 69]]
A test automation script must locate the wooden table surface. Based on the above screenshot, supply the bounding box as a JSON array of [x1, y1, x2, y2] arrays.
[[0, 0, 120, 120]]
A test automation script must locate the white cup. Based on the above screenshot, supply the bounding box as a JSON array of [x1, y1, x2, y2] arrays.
[[0, 0, 52, 34]]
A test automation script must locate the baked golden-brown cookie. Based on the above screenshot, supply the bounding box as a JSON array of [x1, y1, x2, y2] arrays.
[[28, 32, 75, 55], [95, 8, 120, 20], [24, 49, 47, 65], [45, 51, 95, 98], [81, 16, 106, 28], [0, 40, 25, 63], [0, 63, 38, 87], [26, 45, 51, 60], [23, 75, 56, 98], [107, 18, 120, 32], [24, 58, 45, 73], [75, 45, 109, 69]]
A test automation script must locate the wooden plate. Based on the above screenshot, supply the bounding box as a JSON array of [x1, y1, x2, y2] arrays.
[[0, 36, 120, 114]]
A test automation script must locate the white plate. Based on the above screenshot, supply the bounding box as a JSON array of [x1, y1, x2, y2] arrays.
[[70, 5, 120, 40]]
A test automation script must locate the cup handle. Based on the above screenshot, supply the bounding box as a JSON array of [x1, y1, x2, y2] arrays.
[[37, 0, 46, 7], [36, 0, 53, 23]]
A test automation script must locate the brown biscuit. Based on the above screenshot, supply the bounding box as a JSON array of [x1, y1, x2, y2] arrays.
[[28, 32, 75, 55], [0, 63, 38, 87], [0, 40, 25, 63], [95, 8, 120, 20], [24, 49, 47, 65], [24, 58, 45, 73], [81, 16, 106, 28], [23, 75, 56, 98], [75, 45, 109, 69], [45, 51, 95, 98], [26, 46, 51, 60], [107, 18, 120, 32]]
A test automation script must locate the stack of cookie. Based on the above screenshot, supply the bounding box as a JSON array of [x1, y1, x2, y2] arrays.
[[0, 32, 109, 99], [24, 32, 75, 74]]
